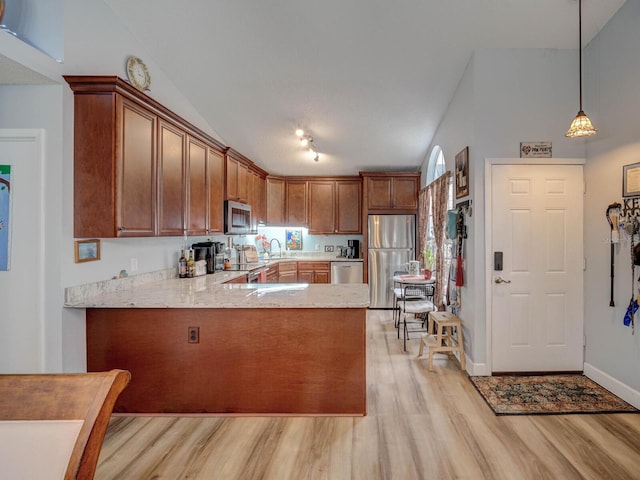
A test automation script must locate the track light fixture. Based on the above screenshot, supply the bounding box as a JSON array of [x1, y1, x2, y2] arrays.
[[295, 127, 320, 162]]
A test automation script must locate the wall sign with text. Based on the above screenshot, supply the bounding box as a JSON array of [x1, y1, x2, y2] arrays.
[[520, 142, 552, 158]]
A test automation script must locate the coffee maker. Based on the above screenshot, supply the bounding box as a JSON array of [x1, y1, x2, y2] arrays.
[[213, 242, 226, 271], [191, 242, 215, 274], [346, 239, 360, 259]]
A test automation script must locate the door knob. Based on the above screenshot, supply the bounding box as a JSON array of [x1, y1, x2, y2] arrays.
[[494, 277, 511, 284]]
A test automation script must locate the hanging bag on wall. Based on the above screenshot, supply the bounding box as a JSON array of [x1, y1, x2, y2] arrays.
[[446, 209, 458, 240]]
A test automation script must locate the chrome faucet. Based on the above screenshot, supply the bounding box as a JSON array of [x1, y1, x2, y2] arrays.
[[269, 238, 282, 258]]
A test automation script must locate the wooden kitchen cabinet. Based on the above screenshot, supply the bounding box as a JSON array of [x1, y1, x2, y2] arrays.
[[186, 136, 207, 236], [266, 264, 279, 283], [68, 86, 157, 237], [362, 173, 420, 211], [297, 261, 330, 284], [255, 174, 266, 226], [225, 274, 248, 284], [266, 176, 286, 225], [226, 149, 250, 204], [286, 180, 308, 226], [248, 169, 266, 232], [65, 76, 229, 238], [308, 180, 335, 234], [157, 119, 186, 236], [207, 146, 225, 234], [336, 180, 362, 233], [278, 261, 297, 283], [308, 178, 361, 234]]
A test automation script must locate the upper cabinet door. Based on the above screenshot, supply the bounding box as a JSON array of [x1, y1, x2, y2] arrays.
[[367, 177, 393, 209], [392, 177, 419, 209], [335, 180, 362, 233], [364, 173, 419, 211], [207, 147, 225, 234], [157, 119, 186, 236], [237, 162, 249, 204], [266, 176, 286, 225], [308, 181, 335, 234], [226, 156, 239, 201], [286, 180, 308, 226], [116, 97, 157, 237], [186, 136, 207, 236], [247, 169, 265, 233]]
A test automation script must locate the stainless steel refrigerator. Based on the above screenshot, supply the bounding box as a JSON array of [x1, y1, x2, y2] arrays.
[[368, 214, 415, 308]]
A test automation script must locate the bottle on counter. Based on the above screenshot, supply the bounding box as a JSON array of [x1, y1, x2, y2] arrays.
[[178, 249, 187, 278], [187, 249, 195, 278]]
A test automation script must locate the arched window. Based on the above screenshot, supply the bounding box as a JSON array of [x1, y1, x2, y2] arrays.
[[425, 145, 446, 186]]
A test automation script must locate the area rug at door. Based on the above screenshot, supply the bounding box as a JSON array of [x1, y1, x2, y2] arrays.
[[469, 375, 638, 415]]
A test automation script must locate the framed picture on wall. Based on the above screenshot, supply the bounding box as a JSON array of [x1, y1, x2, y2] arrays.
[[455, 146, 469, 199], [285, 230, 302, 251], [75, 239, 101, 263], [0, 165, 11, 271], [623, 162, 640, 197]]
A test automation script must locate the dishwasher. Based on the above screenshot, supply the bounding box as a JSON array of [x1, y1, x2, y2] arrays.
[[331, 261, 363, 284]]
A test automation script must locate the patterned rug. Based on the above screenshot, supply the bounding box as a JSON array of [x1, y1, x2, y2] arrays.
[[469, 375, 639, 415]]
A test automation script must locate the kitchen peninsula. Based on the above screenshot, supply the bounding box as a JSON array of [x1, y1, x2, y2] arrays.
[[65, 268, 369, 416]]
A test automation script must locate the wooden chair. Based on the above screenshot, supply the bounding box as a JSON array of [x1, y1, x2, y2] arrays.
[[0, 369, 130, 480]]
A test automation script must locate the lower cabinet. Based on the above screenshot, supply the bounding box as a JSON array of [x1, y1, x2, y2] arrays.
[[86, 307, 367, 414], [278, 261, 297, 283], [297, 261, 330, 284], [266, 264, 279, 283], [225, 275, 247, 284]]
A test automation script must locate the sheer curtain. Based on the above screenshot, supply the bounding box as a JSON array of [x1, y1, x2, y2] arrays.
[[418, 171, 451, 309]]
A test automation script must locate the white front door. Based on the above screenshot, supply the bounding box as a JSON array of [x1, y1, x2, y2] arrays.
[[491, 164, 584, 372]]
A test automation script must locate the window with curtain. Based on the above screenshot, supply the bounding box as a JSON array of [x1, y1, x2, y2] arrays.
[[419, 146, 453, 308]]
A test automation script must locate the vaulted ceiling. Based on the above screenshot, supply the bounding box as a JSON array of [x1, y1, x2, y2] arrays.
[[15, 1, 630, 176]]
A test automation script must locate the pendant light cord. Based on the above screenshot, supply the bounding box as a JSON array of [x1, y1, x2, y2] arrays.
[[578, 0, 583, 111]]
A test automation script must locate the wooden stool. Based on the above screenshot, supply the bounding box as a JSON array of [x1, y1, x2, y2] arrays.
[[418, 311, 466, 371]]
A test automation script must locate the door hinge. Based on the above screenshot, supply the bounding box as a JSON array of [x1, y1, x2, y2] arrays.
[[583, 258, 587, 271], [583, 335, 587, 347]]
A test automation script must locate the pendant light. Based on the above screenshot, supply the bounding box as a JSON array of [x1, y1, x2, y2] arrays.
[[565, 0, 596, 138]]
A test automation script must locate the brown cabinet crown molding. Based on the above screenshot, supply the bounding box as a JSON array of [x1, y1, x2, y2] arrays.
[[64, 76, 227, 153]]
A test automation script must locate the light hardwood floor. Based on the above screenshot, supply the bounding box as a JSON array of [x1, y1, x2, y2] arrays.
[[96, 310, 640, 480]]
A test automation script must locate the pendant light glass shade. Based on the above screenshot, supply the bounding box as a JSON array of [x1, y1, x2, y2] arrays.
[[565, 0, 596, 138], [566, 110, 596, 138]]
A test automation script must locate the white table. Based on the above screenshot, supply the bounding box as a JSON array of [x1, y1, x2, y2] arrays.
[[392, 274, 436, 285]]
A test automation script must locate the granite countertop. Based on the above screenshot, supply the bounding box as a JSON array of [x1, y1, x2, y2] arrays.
[[64, 260, 369, 309], [66, 278, 369, 309]]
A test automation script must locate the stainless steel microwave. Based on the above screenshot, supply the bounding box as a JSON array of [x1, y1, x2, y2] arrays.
[[225, 200, 252, 235]]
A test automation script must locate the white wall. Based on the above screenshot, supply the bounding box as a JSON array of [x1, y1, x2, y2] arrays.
[[423, 0, 640, 396], [426, 48, 586, 369], [0, 87, 63, 372], [583, 0, 640, 393], [0, 0, 234, 373]]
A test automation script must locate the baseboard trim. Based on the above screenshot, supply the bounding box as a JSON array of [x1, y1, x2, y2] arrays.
[[465, 356, 489, 376], [584, 363, 640, 409]]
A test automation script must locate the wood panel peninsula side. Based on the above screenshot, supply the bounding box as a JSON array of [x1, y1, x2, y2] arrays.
[[69, 276, 369, 415]]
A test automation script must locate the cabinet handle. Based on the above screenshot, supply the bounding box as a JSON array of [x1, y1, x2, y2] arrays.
[[119, 226, 126, 231]]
